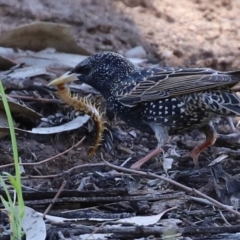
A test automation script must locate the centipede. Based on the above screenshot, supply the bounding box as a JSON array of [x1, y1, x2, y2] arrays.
[[56, 83, 106, 157]]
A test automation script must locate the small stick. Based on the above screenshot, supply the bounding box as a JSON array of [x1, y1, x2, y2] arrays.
[[42, 180, 66, 218], [102, 158, 240, 218]]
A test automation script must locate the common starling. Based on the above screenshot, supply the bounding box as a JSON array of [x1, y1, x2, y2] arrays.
[[48, 51, 240, 169]]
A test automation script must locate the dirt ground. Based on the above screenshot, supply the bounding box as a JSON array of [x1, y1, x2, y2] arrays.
[[1, 0, 240, 69], [1, 0, 240, 239]]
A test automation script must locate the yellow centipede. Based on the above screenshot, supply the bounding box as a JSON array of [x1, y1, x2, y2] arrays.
[[56, 84, 106, 157]]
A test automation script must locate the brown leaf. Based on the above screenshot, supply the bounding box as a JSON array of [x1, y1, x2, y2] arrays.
[[0, 55, 16, 71], [0, 22, 91, 55], [0, 95, 42, 119], [0, 110, 18, 139]]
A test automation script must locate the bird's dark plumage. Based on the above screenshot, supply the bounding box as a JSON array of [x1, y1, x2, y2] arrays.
[[54, 51, 240, 168], [71, 52, 240, 132]]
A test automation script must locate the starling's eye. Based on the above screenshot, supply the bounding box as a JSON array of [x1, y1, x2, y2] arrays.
[[75, 64, 91, 75]]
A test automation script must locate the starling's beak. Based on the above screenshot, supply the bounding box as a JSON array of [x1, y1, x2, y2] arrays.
[[48, 71, 79, 86]]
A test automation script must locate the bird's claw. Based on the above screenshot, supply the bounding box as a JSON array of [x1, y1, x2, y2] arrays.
[[182, 147, 200, 168]]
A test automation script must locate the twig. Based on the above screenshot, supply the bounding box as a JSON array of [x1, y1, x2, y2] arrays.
[[19, 163, 106, 180], [219, 210, 231, 226], [8, 94, 61, 103], [188, 196, 232, 208], [102, 159, 240, 218], [53, 224, 240, 236], [21, 192, 184, 206], [43, 180, 66, 218]]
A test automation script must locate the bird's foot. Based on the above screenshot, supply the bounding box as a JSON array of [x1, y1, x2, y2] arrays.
[[130, 147, 163, 170], [182, 147, 200, 168]]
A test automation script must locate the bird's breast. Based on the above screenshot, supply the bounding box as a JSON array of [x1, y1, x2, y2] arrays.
[[140, 94, 220, 135], [111, 101, 154, 134]]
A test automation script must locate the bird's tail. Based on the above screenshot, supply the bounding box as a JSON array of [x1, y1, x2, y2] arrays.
[[208, 90, 240, 116], [228, 70, 240, 90]]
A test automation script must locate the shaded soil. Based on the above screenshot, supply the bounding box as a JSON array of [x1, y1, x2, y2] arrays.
[[1, 0, 240, 69]]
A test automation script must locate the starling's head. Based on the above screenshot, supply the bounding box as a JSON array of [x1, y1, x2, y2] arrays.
[[48, 51, 135, 96]]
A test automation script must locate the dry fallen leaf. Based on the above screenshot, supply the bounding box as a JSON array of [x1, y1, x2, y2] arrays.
[[0, 22, 91, 55], [0, 55, 16, 70], [0, 110, 18, 138], [5, 66, 50, 79], [30, 115, 90, 134], [0, 115, 90, 136], [12, 50, 87, 69], [163, 157, 174, 173], [14, 206, 46, 240], [0, 95, 42, 119], [0, 47, 17, 70], [116, 207, 177, 226], [0, 94, 41, 139], [10, 49, 147, 69]]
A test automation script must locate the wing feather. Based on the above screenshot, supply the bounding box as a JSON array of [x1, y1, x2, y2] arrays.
[[113, 67, 240, 106]]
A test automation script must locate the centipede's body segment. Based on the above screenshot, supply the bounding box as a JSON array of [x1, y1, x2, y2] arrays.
[[56, 84, 106, 156]]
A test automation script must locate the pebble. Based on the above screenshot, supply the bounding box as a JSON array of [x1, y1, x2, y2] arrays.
[[161, 49, 173, 59], [124, 45, 147, 59], [129, 130, 137, 138], [141, 137, 148, 143], [137, 145, 149, 153], [39, 144, 45, 150]]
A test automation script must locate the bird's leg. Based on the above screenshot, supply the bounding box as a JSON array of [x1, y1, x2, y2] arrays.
[[130, 147, 164, 170], [130, 123, 168, 170], [183, 124, 217, 167]]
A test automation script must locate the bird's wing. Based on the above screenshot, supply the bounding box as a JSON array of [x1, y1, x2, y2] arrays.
[[113, 67, 240, 106]]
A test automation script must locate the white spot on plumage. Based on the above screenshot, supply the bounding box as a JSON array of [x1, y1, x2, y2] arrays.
[[165, 111, 168, 114], [159, 106, 163, 109], [173, 105, 176, 109], [177, 102, 184, 108], [159, 100, 162, 103], [150, 110, 152, 113], [180, 108, 185, 113], [164, 118, 168, 122], [153, 104, 156, 108]]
